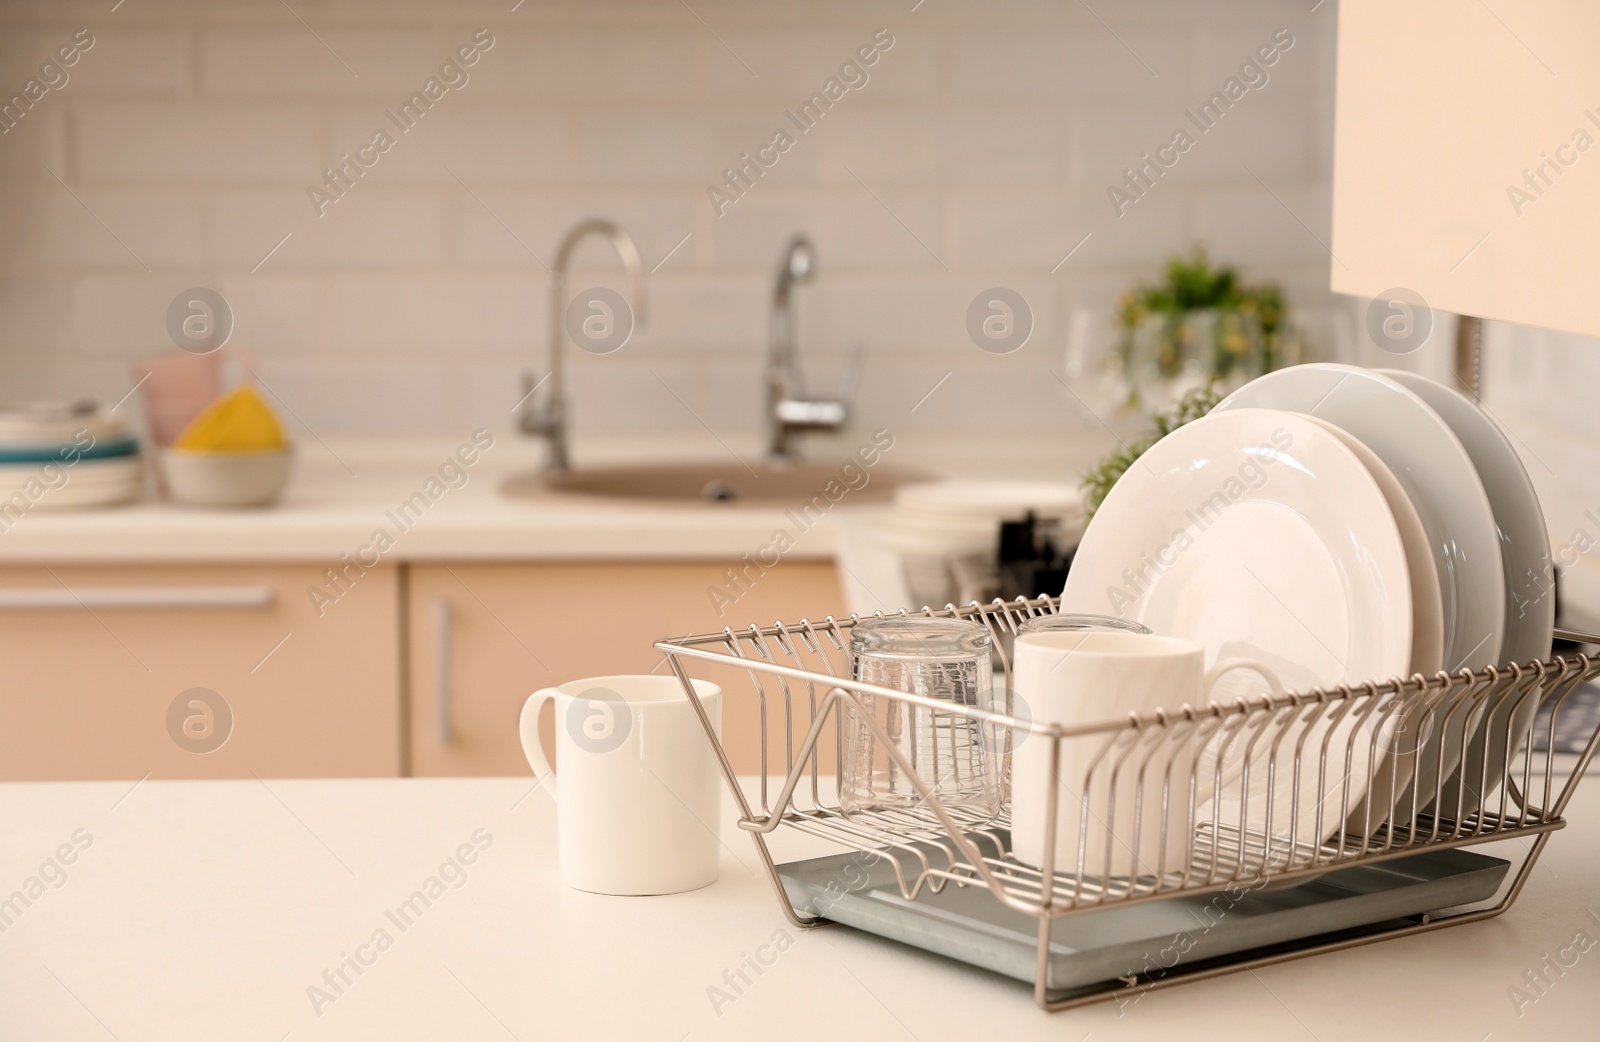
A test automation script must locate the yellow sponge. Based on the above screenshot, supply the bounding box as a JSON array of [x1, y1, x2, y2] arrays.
[[173, 385, 286, 452]]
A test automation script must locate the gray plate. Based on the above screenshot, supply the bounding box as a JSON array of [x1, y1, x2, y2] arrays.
[[780, 836, 1508, 999]]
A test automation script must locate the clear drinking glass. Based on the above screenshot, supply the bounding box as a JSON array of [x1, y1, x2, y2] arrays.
[[1016, 613, 1152, 637], [840, 618, 1000, 821]]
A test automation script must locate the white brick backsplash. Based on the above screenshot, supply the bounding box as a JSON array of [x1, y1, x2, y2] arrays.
[[565, 358, 699, 436], [452, 192, 697, 271], [924, 109, 1069, 185], [849, 357, 960, 433], [216, 272, 319, 355], [950, 29, 1194, 103], [633, 273, 767, 352], [323, 273, 539, 355], [252, 357, 455, 433], [1192, 182, 1331, 267], [1080, 93, 1314, 187], [0, 107, 64, 178], [0, 5, 1354, 436], [0, 27, 191, 98], [952, 189, 1192, 270], [0, 278, 67, 361], [949, 357, 1093, 432], [0, 189, 203, 272], [201, 29, 456, 100], [708, 191, 945, 272], [579, 112, 819, 189], [804, 278, 963, 354], [76, 104, 323, 182], [451, 359, 529, 432], [468, 30, 703, 102], [703, 29, 942, 103], [802, 275, 1062, 364], [694, 355, 767, 433], [72, 273, 211, 357], [826, 108, 1067, 186], [822, 111, 939, 184], [207, 189, 448, 270], [327, 106, 572, 184], [1194, 24, 1324, 100]]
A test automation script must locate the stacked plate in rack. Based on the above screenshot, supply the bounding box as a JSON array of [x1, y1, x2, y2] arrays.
[[0, 401, 144, 509], [1059, 363, 1554, 848]]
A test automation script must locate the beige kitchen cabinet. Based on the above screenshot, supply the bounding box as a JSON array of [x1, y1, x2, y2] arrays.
[[0, 563, 400, 780], [407, 560, 845, 777]]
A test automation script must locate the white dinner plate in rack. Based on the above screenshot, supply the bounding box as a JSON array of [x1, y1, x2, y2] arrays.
[[1061, 407, 1414, 849], [1379, 370, 1556, 812], [1215, 363, 1505, 673], [1304, 416, 1444, 677], [1304, 415, 1444, 832]]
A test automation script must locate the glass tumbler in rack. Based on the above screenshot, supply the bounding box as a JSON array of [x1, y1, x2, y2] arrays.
[[840, 618, 1001, 822], [1015, 613, 1152, 638]]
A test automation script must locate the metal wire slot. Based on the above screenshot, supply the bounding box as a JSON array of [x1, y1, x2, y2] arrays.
[[658, 596, 1600, 1011]]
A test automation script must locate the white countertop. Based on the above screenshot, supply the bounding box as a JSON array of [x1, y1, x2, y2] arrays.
[[0, 432, 1109, 563], [4, 773, 1597, 1041]]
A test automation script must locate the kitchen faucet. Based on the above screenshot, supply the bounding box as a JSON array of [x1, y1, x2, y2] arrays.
[[519, 219, 647, 472], [767, 236, 846, 465]]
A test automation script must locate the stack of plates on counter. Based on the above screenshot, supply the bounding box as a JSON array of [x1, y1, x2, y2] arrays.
[[876, 481, 1085, 606], [875, 481, 1084, 559], [1059, 363, 1555, 849], [0, 401, 143, 509]]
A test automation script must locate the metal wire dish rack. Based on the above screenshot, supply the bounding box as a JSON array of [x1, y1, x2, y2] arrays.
[[656, 595, 1600, 1011]]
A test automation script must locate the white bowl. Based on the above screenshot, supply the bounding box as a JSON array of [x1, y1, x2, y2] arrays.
[[162, 447, 292, 508]]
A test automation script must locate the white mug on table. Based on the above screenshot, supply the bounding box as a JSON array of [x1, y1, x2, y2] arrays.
[[519, 674, 723, 896], [1009, 631, 1282, 879]]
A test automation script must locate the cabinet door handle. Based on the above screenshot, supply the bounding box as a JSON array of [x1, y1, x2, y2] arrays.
[[435, 598, 452, 747], [0, 586, 275, 609]]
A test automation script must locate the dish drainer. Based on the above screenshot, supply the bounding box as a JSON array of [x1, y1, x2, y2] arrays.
[[657, 595, 1600, 1011]]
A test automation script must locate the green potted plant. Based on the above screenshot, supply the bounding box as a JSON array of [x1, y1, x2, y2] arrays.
[[1115, 248, 1299, 408]]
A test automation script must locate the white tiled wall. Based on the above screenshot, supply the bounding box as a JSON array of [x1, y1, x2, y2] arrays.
[[0, 0, 1340, 438], [1483, 323, 1600, 560]]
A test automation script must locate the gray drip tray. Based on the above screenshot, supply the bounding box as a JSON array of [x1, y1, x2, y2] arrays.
[[778, 835, 1509, 999]]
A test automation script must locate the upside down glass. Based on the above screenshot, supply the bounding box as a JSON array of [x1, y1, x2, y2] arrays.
[[840, 618, 1001, 821]]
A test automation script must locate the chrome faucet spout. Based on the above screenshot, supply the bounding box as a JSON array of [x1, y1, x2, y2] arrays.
[[767, 235, 846, 465], [520, 219, 648, 472]]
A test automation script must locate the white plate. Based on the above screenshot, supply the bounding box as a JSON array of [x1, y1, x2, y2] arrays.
[[1060, 408, 1414, 848], [1304, 416, 1444, 832], [1376, 371, 1553, 665], [0, 458, 143, 509], [1379, 370, 1555, 810], [1304, 417, 1444, 676], [0, 457, 141, 478], [0, 405, 130, 448], [1216, 363, 1506, 673]]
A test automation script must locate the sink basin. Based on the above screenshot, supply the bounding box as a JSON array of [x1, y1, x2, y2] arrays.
[[503, 462, 924, 506]]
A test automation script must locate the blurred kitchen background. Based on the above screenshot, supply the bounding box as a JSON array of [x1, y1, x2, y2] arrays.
[[0, 0, 1360, 434], [2, 0, 1597, 780]]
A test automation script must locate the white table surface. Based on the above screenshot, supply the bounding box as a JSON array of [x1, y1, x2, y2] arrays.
[[3, 773, 1597, 1041]]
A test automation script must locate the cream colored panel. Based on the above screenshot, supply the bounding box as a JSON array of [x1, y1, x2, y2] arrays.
[[1333, 0, 1600, 336]]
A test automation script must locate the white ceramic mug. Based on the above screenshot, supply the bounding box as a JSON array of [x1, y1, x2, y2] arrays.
[[1009, 631, 1282, 879], [520, 675, 722, 896]]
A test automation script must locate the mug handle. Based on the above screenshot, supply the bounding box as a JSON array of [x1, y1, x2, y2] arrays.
[[1195, 659, 1287, 795], [519, 688, 560, 799], [1203, 658, 1285, 702]]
